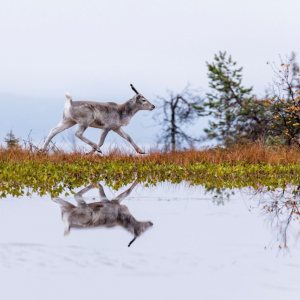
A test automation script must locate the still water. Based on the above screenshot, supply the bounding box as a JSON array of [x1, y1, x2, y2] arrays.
[[0, 182, 299, 300]]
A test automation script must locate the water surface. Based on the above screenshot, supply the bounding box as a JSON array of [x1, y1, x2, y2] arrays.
[[0, 182, 299, 300]]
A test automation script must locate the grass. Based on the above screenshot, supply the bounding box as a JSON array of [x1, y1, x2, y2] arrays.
[[1, 142, 300, 165], [2, 143, 300, 198]]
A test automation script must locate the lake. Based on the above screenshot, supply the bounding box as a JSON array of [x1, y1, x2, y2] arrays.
[[0, 181, 299, 300]]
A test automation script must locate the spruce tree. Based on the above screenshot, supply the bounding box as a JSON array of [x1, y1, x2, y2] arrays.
[[4, 130, 20, 148], [197, 52, 267, 145]]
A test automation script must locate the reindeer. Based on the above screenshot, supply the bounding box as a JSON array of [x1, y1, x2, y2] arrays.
[[52, 180, 153, 247], [41, 84, 155, 154]]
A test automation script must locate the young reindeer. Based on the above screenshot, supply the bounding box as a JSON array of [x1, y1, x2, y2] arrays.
[[52, 180, 153, 247], [41, 84, 155, 154]]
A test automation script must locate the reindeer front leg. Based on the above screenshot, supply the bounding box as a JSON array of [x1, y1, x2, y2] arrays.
[[113, 128, 145, 154], [114, 180, 139, 203], [98, 128, 110, 150], [75, 124, 102, 154]]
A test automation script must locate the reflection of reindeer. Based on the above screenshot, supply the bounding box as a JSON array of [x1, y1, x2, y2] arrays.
[[52, 180, 153, 247]]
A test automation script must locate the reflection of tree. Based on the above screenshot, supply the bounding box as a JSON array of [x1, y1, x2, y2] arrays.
[[260, 199, 300, 251], [205, 187, 234, 205], [247, 183, 300, 252]]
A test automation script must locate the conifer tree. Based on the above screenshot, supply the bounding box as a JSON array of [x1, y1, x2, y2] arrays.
[[197, 52, 267, 145], [4, 130, 20, 148]]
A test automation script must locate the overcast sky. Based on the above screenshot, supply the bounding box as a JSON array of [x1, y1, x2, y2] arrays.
[[1, 0, 299, 148]]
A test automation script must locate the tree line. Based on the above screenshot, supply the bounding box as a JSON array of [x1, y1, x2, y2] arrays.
[[155, 51, 300, 150]]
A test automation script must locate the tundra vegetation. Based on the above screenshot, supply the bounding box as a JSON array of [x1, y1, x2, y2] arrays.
[[1, 53, 300, 198], [2, 143, 300, 198]]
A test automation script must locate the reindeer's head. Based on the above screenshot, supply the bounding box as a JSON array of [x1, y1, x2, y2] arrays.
[[136, 221, 154, 236], [131, 84, 155, 111], [128, 221, 153, 247]]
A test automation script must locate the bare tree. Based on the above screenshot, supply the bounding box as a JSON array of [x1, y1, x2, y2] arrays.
[[154, 84, 204, 151]]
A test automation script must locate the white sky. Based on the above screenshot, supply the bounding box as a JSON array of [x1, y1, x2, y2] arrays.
[[1, 0, 300, 145]]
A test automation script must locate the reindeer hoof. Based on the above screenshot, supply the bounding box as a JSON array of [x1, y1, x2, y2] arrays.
[[85, 150, 94, 155], [38, 149, 47, 154], [85, 150, 102, 155]]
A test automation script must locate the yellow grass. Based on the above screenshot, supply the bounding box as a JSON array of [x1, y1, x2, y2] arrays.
[[1, 143, 300, 165]]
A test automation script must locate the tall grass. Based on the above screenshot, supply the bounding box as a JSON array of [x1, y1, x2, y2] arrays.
[[1, 142, 300, 165]]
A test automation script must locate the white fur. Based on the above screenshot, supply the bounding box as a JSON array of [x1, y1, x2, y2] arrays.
[[62, 213, 70, 236], [63, 100, 72, 119], [65, 92, 72, 101]]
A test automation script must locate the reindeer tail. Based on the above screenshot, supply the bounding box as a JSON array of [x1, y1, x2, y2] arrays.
[[52, 197, 75, 214], [65, 92, 73, 104]]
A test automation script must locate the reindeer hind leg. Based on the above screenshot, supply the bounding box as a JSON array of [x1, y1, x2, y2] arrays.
[[42, 119, 75, 151]]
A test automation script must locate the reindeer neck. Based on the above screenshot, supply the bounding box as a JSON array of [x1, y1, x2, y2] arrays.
[[118, 214, 139, 235], [120, 98, 140, 118]]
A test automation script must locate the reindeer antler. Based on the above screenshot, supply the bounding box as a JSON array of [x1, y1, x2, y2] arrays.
[[130, 84, 139, 95], [128, 237, 136, 247]]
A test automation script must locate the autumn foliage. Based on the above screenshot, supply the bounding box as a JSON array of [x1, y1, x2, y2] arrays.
[[266, 56, 300, 146]]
